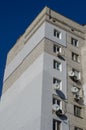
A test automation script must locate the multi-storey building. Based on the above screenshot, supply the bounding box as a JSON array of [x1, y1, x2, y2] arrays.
[[0, 6, 86, 130]]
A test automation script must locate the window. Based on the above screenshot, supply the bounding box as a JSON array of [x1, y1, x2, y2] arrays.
[[72, 52, 80, 62], [72, 69, 81, 80], [53, 78, 62, 90], [54, 29, 61, 39], [53, 60, 62, 71], [53, 78, 61, 86], [75, 127, 83, 130], [53, 45, 61, 54], [53, 119, 61, 130], [74, 105, 81, 117], [53, 97, 60, 106], [71, 38, 78, 47]]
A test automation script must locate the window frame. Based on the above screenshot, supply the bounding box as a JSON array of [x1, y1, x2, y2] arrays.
[[54, 29, 62, 39], [71, 38, 78, 47], [72, 52, 80, 62], [53, 97, 60, 106], [53, 44, 61, 54], [74, 105, 82, 117], [53, 119, 61, 130], [53, 60, 62, 71], [53, 78, 62, 86]]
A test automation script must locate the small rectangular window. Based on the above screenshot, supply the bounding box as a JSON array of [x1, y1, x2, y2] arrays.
[[53, 78, 62, 90], [53, 60, 62, 71], [74, 105, 81, 117], [75, 127, 83, 130], [53, 119, 61, 130], [53, 98, 60, 106], [72, 52, 80, 62], [53, 45, 61, 54], [71, 38, 78, 47], [53, 78, 61, 84], [54, 29, 61, 39]]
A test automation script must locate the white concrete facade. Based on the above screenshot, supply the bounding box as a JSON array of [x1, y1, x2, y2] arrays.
[[0, 54, 44, 130], [4, 22, 66, 81], [1, 6, 86, 130], [0, 52, 69, 130]]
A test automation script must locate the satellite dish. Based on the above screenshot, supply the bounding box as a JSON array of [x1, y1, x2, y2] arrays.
[[52, 104, 60, 111], [68, 71, 74, 77], [53, 83, 60, 90], [71, 87, 79, 94]]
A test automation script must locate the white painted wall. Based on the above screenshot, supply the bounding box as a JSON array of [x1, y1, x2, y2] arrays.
[[41, 52, 68, 130], [0, 54, 44, 130], [2, 20, 68, 130], [4, 22, 45, 81], [4, 22, 66, 81], [45, 22, 67, 47], [1, 52, 69, 130]]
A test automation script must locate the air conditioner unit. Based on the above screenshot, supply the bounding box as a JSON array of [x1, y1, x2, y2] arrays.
[[73, 75, 80, 81], [68, 71, 75, 77], [53, 83, 60, 90], [71, 87, 79, 94]]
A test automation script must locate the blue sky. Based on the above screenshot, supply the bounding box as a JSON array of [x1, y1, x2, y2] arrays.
[[0, 0, 86, 96]]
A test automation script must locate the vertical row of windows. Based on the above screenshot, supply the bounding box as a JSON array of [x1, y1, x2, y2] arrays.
[[70, 37, 81, 119], [71, 37, 83, 129], [71, 38, 78, 47], [71, 37, 80, 63], [53, 29, 82, 130], [53, 29, 63, 130], [53, 30, 62, 130]]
